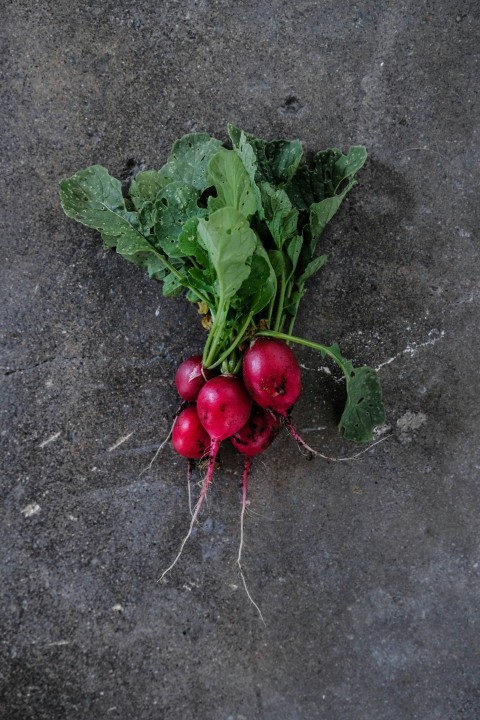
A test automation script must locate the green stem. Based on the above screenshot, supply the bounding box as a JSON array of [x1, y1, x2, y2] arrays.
[[202, 324, 216, 363], [285, 290, 304, 336], [206, 312, 254, 371], [273, 270, 286, 332], [256, 330, 349, 377], [203, 299, 228, 368]]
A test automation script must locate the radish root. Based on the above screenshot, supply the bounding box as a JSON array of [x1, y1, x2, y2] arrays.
[[139, 414, 178, 477], [158, 439, 220, 583], [283, 415, 391, 462], [237, 458, 266, 625]]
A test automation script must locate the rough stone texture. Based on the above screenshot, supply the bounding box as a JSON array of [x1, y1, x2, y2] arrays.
[[1, 1, 479, 719]]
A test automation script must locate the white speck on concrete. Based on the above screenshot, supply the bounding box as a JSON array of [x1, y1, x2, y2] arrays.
[[39, 431, 61, 448], [376, 330, 445, 371], [45, 640, 70, 647], [300, 363, 332, 375], [21, 503, 41, 517], [111, 604, 124, 612], [397, 411, 427, 434], [108, 432, 134, 452]]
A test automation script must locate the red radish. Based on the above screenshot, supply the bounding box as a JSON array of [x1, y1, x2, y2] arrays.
[[197, 375, 252, 441], [242, 337, 318, 455], [171, 405, 210, 459], [175, 355, 211, 402], [159, 375, 252, 582], [231, 405, 280, 458], [194, 375, 252, 510], [195, 375, 252, 516], [242, 337, 301, 416]]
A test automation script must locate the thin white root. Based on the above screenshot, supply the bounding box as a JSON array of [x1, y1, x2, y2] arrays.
[[158, 440, 219, 583], [237, 458, 266, 625], [187, 461, 193, 517], [311, 433, 392, 462], [157, 521, 195, 583], [139, 415, 177, 477], [158, 488, 205, 582]]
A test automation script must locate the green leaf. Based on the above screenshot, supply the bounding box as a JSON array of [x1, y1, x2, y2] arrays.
[[129, 170, 170, 210], [260, 183, 299, 249], [286, 146, 367, 211], [146, 256, 169, 281], [339, 365, 386, 443], [309, 184, 354, 241], [313, 341, 385, 442], [59, 165, 141, 239], [59, 165, 167, 272], [297, 254, 327, 285], [207, 149, 257, 218], [232, 131, 264, 217], [236, 249, 276, 315], [162, 271, 184, 297], [228, 124, 303, 186], [267, 249, 290, 281], [160, 133, 223, 191], [153, 181, 206, 258], [177, 218, 209, 266], [197, 207, 257, 301], [187, 267, 215, 299], [285, 235, 303, 280]]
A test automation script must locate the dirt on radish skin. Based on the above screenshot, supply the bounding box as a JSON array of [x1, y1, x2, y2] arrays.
[[231, 405, 280, 458]]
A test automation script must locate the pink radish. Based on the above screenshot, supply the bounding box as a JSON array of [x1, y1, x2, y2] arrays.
[[171, 405, 210, 460], [242, 337, 317, 455], [196, 375, 252, 513], [175, 355, 212, 402], [159, 375, 252, 582], [230, 405, 280, 458], [242, 337, 301, 415]]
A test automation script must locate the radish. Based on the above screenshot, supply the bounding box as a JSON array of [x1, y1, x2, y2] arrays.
[[242, 337, 301, 415], [175, 355, 211, 402], [159, 375, 252, 582], [62, 130, 386, 610], [242, 336, 318, 455], [230, 405, 280, 458], [171, 405, 210, 459], [196, 375, 252, 515]]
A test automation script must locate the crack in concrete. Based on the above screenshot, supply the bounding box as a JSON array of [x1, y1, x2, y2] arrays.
[[2, 355, 88, 377]]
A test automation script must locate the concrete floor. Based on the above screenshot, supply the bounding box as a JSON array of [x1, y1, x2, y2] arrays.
[[2, 1, 479, 718]]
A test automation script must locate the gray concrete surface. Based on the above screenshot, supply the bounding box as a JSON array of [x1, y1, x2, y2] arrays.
[[2, 1, 479, 718]]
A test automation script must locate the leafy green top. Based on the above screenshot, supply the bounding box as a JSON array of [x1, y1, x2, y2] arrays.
[[59, 126, 384, 442]]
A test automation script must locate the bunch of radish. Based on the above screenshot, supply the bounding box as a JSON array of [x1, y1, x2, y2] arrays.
[[172, 339, 298, 524], [60, 124, 386, 605]]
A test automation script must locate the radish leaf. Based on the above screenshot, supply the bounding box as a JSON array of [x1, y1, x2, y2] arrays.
[[197, 207, 256, 301], [339, 366, 386, 443], [161, 133, 223, 191], [153, 182, 206, 258], [207, 149, 257, 218], [228, 124, 303, 186]]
